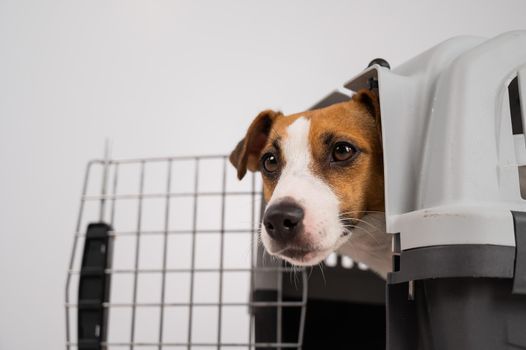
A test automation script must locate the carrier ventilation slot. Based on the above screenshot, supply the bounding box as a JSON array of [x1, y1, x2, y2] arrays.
[[509, 76, 523, 135], [509, 75, 526, 199]]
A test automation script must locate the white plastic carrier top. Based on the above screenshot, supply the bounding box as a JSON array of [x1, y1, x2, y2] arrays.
[[346, 31, 526, 250]]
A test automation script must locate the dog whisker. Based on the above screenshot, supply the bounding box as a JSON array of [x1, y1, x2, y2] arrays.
[[270, 246, 291, 255], [339, 215, 380, 231], [318, 263, 326, 285], [339, 210, 385, 215], [339, 213, 385, 229], [342, 223, 374, 237], [341, 223, 380, 244], [294, 265, 299, 289], [261, 248, 268, 266], [342, 215, 385, 226], [307, 266, 315, 280], [338, 218, 376, 233]]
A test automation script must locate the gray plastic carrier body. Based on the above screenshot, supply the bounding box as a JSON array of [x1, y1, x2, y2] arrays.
[[344, 31, 526, 350]]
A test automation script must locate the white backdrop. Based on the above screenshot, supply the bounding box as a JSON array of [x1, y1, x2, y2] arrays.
[[1, 0, 526, 348]]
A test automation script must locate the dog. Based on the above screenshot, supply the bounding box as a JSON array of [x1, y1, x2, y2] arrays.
[[230, 89, 392, 278]]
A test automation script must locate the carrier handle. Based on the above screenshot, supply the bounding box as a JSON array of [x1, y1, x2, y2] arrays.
[[77, 223, 113, 350]]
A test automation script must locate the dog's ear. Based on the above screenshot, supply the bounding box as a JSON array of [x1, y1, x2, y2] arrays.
[[230, 109, 282, 180], [352, 89, 382, 144]]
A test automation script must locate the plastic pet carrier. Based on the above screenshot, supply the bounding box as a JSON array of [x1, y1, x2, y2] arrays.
[[351, 31, 526, 350], [65, 30, 526, 350]]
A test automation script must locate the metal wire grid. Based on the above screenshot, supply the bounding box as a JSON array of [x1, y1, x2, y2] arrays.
[[65, 154, 308, 349]]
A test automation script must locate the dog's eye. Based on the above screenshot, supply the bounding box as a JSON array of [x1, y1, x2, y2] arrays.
[[331, 142, 356, 162], [261, 153, 279, 173]]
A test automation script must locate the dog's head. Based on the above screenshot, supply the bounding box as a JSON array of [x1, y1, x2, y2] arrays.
[[230, 89, 384, 266]]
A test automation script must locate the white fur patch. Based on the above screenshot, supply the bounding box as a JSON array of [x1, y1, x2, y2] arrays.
[[281, 117, 311, 177], [262, 117, 345, 265]]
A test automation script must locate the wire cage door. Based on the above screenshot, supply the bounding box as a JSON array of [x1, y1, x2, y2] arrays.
[[65, 154, 308, 350]]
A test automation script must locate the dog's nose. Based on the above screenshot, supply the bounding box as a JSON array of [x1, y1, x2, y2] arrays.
[[263, 201, 304, 242]]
